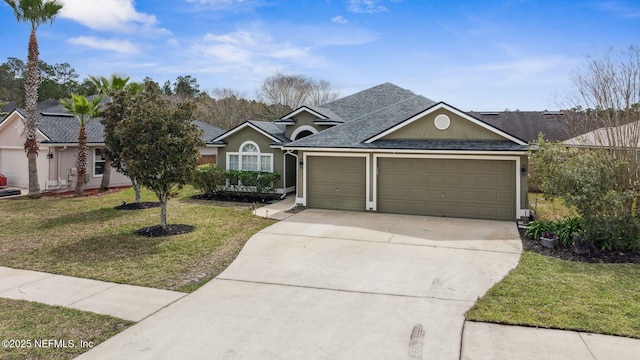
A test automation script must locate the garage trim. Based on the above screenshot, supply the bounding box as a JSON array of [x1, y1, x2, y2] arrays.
[[302, 152, 371, 209], [372, 154, 525, 218]]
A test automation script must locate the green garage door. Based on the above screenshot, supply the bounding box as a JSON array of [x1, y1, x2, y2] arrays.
[[307, 156, 366, 211], [377, 158, 515, 221]]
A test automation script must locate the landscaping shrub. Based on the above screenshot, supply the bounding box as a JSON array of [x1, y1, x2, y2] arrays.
[[581, 214, 640, 251], [531, 136, 640, 252], [554, 217, 582, 247], [192, 164, 225, 195], [225, 170, 281, 194], [525, 219, 554, 240], [193, 168, 282, 198]]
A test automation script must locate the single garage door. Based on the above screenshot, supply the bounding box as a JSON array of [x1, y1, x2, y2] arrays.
[[307, 156, 366, 211], [377, 158, 515, 221]]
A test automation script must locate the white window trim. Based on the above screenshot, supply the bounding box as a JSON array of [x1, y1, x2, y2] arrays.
[[226, 141, 274, 172], [93, 148, 106, 178], [291, 125, 319, 140]]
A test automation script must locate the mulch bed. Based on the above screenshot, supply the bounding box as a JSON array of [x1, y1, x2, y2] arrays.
[[519, 228, 640, 264], [192, 193, 280, 204], [114, 202, 160, 210], [134, 224, 195, 237]]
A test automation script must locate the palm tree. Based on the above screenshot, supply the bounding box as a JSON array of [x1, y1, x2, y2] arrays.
[[89, 74, 130, 191], [61, 94, 103, 197], [5, 0, 63, 198]]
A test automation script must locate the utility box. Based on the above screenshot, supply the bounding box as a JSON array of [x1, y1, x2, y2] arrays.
[[0, 174, 6, 187]]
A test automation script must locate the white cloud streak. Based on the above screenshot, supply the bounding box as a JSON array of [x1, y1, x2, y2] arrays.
[[348, 0, 387, 13], [332, 16, 348, 24], [66, 36, 140, 54]]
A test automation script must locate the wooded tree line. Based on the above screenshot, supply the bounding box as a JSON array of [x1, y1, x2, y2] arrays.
[[0, 57, 340, 130]]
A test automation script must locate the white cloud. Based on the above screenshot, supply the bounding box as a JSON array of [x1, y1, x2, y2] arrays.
[[58, 0, 166, 34], [332, 16, 349, 24], [66, 36, 140, 54], [348, 0, 387, 13]]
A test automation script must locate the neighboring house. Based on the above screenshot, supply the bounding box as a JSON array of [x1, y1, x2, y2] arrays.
[[213, 83, 532, 221], [563, 121, 640, 148], [0, 102, 224, 192]]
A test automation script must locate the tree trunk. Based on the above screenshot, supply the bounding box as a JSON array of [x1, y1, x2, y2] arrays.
[[74, 125, 88, 197], [26, 149, 41, 199], [24, 29, 41, 198], [159, 193, 168, 228], [75, 169, 85, 197], [133, 178, 141, 203], [100, 159, 112, 192]]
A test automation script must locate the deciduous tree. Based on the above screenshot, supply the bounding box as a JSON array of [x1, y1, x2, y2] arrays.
[[114, 80, 203, 227]]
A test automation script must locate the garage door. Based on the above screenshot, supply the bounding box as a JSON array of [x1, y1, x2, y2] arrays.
[[307, 156, 366, 211], [0, 148, 49, 189], [377, 158, 515, 221]]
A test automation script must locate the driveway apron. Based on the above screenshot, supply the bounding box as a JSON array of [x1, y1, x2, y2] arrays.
[[78, 210, 522, 360]]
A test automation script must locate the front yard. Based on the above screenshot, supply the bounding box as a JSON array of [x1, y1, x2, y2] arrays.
[[0, 186, 276, 359], [0, 186, 275, 292], [466, 193, 640, 338]]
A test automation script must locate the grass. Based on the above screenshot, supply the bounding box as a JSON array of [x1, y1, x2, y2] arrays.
[[0, 298, 133, 359], [0, 185, 276, 291], [468, 193, 640, 338], [528, 192, 578, 221], [0, 186, 277, 359], [466, 252, 640, 338]]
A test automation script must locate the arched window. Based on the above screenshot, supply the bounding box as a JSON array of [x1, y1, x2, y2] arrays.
[[291, 125, 319, 140], [227, 141, 273, 172]]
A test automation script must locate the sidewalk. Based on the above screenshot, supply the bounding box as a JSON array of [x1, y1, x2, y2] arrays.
[[0, 266, 186, 322], [461, 321, 640, 360]]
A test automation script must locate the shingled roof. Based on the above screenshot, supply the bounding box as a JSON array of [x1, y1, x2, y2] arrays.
[[467, 111, 573, 142], [3, 101, 224, 145]]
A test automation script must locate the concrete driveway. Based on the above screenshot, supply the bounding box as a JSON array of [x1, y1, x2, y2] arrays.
[[79, 210, 521, 360]]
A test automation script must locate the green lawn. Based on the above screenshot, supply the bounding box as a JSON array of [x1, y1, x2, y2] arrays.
[[0, 186, 276, 359], [0, 298, 133, 360], [467, 251, 640, 338], [468, 194, 640, 338], [0, 186, 276, 291]]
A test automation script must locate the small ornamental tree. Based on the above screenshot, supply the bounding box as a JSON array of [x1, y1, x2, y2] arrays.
[[115, 80, 203, 227], [531, 135, 640, 251], [102, 83, 144, 202]]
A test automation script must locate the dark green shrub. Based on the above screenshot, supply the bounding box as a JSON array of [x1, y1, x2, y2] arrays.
[[582, 214, 640, 251], [525, 219, 554, 240], [192, 164, 225, 195], [224, 170, 281, 194]]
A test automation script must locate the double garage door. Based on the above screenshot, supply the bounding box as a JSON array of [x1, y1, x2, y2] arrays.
[[306, 156, 516, 221]]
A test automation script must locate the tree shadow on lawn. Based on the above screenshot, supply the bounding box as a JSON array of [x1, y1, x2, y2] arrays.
[[45, 232, 170, 264], [39, 207, 133, 230]]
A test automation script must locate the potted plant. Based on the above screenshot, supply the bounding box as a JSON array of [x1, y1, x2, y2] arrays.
[[540, 230, 557, 249]]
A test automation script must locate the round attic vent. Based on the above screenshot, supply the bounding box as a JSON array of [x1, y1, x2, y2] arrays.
[[434, 114, 450, 130]]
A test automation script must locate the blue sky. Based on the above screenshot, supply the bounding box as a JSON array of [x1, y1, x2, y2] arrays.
[[1, 0, 639, 110]]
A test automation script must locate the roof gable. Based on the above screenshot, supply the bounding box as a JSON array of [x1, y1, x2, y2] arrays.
[[212, 121, 286, 144], [366, 103, 527, 145], [0, 110, 51, 144], [279, 106, 329, 121]]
